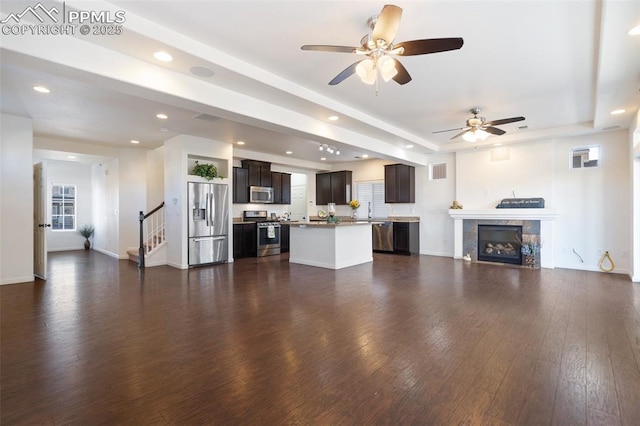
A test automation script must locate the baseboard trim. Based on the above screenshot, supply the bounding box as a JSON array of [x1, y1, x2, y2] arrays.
[[93, 247, 124, 260], [1, 275, 35, 285]]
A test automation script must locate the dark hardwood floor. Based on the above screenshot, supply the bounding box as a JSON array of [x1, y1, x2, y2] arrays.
[[1, 250, 639, 425]]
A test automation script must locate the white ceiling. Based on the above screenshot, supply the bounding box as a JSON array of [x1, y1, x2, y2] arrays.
[[1, 0, 638, 168]]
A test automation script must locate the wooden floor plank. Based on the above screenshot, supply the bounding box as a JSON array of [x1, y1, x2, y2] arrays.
[[1, 250, 639, 425]]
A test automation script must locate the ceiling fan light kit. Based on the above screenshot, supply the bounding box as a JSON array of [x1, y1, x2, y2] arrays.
[[301, 4, 463, 88], [434, 108, 526, 142]]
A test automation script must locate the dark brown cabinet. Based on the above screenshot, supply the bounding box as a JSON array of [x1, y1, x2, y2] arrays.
[[385, 164, 415, 203], [280, 224, 290, 253], [316, 171, 352, 205], [271, 172, 291, 204], [232, 167, 249, 204], [393, 222, 420, 255], [241, 160, 271, 187], [233, 223, 257, 258]]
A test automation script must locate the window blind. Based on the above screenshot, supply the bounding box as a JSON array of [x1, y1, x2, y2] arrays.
[[356, 181, 387, 218]]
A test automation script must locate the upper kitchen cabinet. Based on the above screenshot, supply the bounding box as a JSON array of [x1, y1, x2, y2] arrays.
[[271, 171, 291, 204], [385, 164, 415, 203], [241, 159, 271, 187], [316, 171, 352, 205], [232, 167, 249, 204]]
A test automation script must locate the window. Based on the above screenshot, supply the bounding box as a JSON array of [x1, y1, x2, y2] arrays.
[[356, 181, 387, 218], [571, 146, 599, 168], [429, 162, 447, 180], [51, 184, 76, 231]]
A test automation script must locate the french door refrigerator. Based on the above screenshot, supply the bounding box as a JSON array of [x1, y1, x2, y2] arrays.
[[188, 182, 229, 266]]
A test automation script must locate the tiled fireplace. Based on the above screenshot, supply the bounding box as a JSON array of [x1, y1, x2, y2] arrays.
[[449, 209, 558, 268]]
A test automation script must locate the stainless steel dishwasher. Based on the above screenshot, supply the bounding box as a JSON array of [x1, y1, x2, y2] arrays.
[[372, 222, 394, 252]]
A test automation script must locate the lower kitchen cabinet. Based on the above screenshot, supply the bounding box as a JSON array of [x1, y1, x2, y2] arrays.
[[393, 222, 420, 255], [233, 223, 257, 258], [280, 224, 290, 253]]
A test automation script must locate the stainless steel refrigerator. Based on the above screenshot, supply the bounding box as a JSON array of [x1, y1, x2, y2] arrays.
[[188, 182, 229, 266]]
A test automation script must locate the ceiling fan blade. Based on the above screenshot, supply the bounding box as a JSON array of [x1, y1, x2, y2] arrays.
[[395, 38, 464, 56], [372, 5, 403, 44], [484, 126, 506, 136], [451, 129, 471, 140], [432, 127, 465, 134], [392, 60, 412, 85], [328, 61, 360, 85], [301, 45, 358, 53], [484, 116, 525, 126]]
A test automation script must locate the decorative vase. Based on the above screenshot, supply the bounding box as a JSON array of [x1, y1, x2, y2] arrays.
[[84, 239, 90, 250], [351, 210, 358, 219]]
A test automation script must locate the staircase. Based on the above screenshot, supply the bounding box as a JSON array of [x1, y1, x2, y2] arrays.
[[128, 202, 167, 268]]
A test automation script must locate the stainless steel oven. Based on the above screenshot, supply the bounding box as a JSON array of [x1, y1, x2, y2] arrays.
[[243, 210, 281, 257], [257, 222, 281, 257]]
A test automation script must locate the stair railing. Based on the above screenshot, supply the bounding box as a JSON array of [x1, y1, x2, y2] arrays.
[[138, 201, 165, 268]]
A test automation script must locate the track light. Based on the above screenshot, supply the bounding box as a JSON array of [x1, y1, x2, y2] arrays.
[[318, 144, 340, 156]]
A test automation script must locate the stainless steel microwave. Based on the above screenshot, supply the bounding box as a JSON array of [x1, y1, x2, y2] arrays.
[[249, 186, 273, 204]]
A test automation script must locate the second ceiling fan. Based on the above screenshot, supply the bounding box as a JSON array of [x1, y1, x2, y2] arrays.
[[434, 108, 526, 142], [301, 4, 463, 86]]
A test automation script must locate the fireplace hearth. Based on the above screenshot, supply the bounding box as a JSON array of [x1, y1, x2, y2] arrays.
[[477, 225, 523, 265]]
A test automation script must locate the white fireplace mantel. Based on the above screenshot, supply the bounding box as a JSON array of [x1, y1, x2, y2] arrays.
[[449, 208, 559, 268], [448, 208, 559, 221]]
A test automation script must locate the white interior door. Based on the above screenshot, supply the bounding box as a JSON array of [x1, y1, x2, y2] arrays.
[[290, 185, 307, 221], [33, 162, 48, 280]]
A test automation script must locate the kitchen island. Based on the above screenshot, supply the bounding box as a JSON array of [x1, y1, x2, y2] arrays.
[[288, 221, 373, 269]]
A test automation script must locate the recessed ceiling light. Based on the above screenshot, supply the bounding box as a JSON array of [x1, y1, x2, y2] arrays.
[[160, 128, 169, 132], [493, 143, 502, 146], [130, 140, 140, 144], [67, 155, 76, 159], [153, 51, 173, 62], [285, 151, 293, 155], [328, 115, 339, 121], [33, 86, 50, 93], [156, 113, 168, 119], [320, 157, 327, 161], [362, 154, 369, 158], [405, 144, 414, 149], [610, 109, 625, 115], [629, 25, 640, 36], [237, 141, 245, 145]]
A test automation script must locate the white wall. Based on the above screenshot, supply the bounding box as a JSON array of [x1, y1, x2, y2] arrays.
[[420, 153, 457, 256], [1, 114, 34, 285], [44, 161, 93, 252], [553, 132, 631, 273], [92, 159, 119, 258], [456, 142, 555, 208], [118, 148, 147, 257], [147, 146, 165, 210], [631, 110, 640, 282], [455, 131, 631, 275]]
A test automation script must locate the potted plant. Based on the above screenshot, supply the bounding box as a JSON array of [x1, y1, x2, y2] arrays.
[[192, 161, 221, 181], [79, 224, 95, 250]]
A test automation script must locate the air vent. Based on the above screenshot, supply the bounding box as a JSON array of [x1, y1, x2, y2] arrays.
[[193, 113, 221, 122], [429, 162, 447, 180]]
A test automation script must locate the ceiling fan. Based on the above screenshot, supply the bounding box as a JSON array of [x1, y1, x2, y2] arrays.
[[301, 4, 463, 86], [433, 108, 526, 142]]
